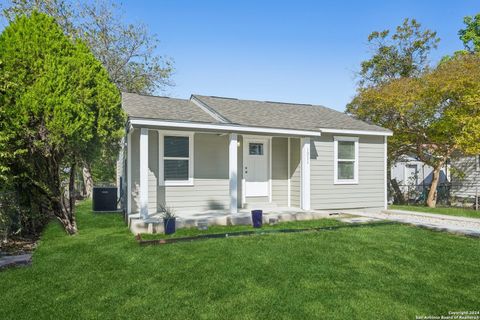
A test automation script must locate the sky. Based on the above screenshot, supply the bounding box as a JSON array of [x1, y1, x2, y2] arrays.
[[2, 0, 479, 111]]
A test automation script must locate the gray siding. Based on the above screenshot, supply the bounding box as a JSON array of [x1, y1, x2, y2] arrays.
[[129, 129, 140, 213], [272, 137, 288, 206], [128, 129, 387, 213], [290, 138, 301, 207], [129, 131, 230, 213], [451, 156, 480, 199], [165, 133, 230, 212], [310, 134, 385, 210]]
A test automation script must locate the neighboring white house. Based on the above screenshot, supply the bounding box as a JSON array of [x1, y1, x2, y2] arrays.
[[390, 155, 450, 203], [118, 92, 392, 233], [451, 155, 480, 202], [391, 155, 450, 187]]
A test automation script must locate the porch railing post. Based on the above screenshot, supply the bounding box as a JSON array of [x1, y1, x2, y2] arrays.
[[229, 133, 238, 214]]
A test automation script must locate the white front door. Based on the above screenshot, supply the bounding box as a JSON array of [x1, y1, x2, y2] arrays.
[[244, 138, 269, 197]]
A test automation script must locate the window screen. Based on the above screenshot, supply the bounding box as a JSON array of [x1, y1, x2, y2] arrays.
[[335, 138, 358, 182], [164, 136, 190, 181], [164, 136, 189, 157]]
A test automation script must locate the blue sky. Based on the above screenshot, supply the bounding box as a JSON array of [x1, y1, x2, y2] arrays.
[[2, 0, 479, 111], [120, 0, 478, 111]]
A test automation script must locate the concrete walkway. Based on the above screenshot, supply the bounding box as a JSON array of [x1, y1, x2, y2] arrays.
[[0, 253, 32, 269], [347, 209, 480, 237]]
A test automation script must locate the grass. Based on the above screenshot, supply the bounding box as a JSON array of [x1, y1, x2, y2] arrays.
[[0, 201, 478, 319], [390, 205, 480, 219]]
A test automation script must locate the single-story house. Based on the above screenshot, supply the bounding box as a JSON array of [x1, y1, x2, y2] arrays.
[[118, 92, 392, 232]]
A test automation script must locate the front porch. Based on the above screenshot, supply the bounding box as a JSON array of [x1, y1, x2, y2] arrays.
[[124, 126, 319, 234]]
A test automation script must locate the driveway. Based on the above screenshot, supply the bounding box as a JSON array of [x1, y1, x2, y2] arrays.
[[345, 209, 480, 237]]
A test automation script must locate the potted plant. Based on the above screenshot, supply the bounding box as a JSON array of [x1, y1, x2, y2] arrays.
[[160, 204, 176, 235]]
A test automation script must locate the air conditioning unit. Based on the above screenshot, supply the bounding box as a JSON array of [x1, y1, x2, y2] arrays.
[[92, 187, 118, 212]]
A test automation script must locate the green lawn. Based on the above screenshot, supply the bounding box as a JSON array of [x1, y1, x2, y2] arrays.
[[390, 205, 480, 219], [1, 201, 479, 319]]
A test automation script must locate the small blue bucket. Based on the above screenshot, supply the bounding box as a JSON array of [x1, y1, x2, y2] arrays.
[[251, 210, 263, 228], [164, 217, 176, 235]]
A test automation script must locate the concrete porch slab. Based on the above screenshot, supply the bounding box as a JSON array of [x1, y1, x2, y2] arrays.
[[128, 206, 346, 234]]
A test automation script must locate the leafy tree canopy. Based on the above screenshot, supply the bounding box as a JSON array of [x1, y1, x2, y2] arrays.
[[359, 18, 439, 87], [459, 13, 480, 53], [348, 17, 480, 207], [1, 0, 173, 94], [348, 53, 480, 207], [1, 0, 168, 186], [0, 12, 125, 233]]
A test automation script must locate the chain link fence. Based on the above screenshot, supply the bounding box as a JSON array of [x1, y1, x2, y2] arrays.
[[389, 181, 479, 209]]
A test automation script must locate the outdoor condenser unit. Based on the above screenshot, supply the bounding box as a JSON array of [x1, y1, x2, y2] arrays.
[[92, 186, 118, 212]]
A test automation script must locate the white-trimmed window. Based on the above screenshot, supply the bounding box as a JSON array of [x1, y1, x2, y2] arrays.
[[334, 136, 359, 184], [159, 132, 194, 186]]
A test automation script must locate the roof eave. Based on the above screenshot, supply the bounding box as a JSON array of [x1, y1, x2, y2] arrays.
[[318, 127, 393, 137], [128, 117, 322, 137]]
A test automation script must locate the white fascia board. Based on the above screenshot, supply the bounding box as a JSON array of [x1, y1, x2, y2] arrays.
[[319, 128, 393, 136], [129, 118, 322, 137]]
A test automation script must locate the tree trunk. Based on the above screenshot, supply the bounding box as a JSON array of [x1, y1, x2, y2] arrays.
[[426, 165, 442, 208], [82, 163, 93, 198], [390, 178, 406, 204], [52, 194, 77, 235], [69, 161, 76, 219], [51, 162, 78, 235]]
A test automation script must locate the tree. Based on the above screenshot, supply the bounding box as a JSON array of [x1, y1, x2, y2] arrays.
[[350, 18, 440, 204], [0, 12, 125, 234], [347, 54, 480, 207], [1, 0, 173, 192], [1, 0, 173, 94], [358, 18, 439, 88], [459, 13, 480, 53]]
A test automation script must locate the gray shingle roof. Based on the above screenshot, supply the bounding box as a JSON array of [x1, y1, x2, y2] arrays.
[[192, 95, 390, 132], [121, 92, 218, 123], [122, 92, 390, 133]]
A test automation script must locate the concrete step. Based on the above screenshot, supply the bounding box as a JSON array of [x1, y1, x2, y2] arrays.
[[129, 217, 164, 234]]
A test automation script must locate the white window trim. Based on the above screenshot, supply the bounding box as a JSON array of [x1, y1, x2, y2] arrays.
[[158, 131, 194, 186], [334, 136, 359, 185]]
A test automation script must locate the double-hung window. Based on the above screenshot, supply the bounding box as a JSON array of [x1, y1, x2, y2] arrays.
[[334, 136, 359, 184], [159, 132, 194, 186]]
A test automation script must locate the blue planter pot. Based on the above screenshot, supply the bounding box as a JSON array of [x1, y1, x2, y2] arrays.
[[251, 210, 263, 228], [164, 217, 176, 235]]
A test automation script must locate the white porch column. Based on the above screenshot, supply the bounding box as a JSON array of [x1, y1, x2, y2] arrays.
[[229, 133, 238, 214], [384, 136, 388, 209], [139, 128, 149, 219], [127, 130, 132, 214], [287, 137, 291, 207], [300, 137, 311, 210]]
